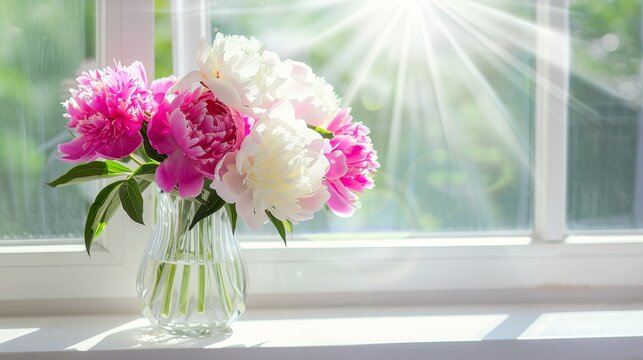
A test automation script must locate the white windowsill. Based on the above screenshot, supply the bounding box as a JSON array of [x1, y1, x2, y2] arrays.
[[1, 303, 643, 360]]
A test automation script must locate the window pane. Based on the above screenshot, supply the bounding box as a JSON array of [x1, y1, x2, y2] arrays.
[[210, 0, 534, 236], [155, 0, 173, 78], [568, 0, 643, 230], [0, 0, 95, 240]]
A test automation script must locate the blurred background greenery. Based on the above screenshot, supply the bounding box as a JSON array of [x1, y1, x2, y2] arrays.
[[0, 0, 641, 240], [0, 0, 95, 239], [568, 0, 643, 230]]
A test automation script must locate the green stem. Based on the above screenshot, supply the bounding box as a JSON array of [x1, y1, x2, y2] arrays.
[[197, 224, 206, 313], [150, 262, 165, 303], [178, 265, 191, 315], [161, 263, 177, 317], [215, 262, 232, 315], [129, 154, 145, 166]]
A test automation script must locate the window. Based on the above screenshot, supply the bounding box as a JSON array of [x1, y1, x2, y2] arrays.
[[2, 0, 643, 307], [0, 0, 96, 241]]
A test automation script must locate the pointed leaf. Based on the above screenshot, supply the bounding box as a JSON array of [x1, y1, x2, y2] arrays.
[[119, 179, 145, 225], [84, 180, 125, 255], [47, 161, 132, 187], [140, 127, 167, 162], [189, 191, 225, 230], [132, 163, 159, 183], [225, 203, 237, 234], [266, 211, 287, 246]]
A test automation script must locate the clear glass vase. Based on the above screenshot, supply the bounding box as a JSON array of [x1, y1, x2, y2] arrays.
[[137, 190, 247, 337]]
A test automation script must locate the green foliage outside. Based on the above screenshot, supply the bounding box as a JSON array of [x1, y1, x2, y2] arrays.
[[568, 0, 643, 229], [0, 0, 95, 239]]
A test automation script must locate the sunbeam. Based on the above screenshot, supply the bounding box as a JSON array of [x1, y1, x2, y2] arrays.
[[384, 2, 413, 177], [419, 2, 495, 226], [428, 1, 531, 169], [208, 0, 642, 232], [340, 2, 409, 106]]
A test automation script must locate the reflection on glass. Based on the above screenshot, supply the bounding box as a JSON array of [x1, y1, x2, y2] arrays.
[[568, 0, 643, 230], [0, 1, 95, 240], [210, 0, 534, 236]]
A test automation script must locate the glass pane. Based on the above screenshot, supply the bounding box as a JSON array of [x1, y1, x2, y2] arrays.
[[155, 0, 173, 78], [209, 0, 534, 237], [0, 0, 95, 240], [567, 0, 643, 230]]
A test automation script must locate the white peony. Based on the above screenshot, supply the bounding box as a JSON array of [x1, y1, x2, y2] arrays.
[[264, 58, 340, 127], [211, 101, 330, 229], [173, 33, 268, 116]]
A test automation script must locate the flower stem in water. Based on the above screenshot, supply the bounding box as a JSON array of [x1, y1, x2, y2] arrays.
[[198, 264, 206, 313], [161, 263, 176, 317], [179, 264, 191, 315]]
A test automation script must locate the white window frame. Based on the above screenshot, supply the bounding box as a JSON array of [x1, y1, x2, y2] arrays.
[[2, 0, 643, 311]]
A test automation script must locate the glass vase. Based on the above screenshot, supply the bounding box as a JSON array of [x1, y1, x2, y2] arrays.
[[137, 190, 247, 337]]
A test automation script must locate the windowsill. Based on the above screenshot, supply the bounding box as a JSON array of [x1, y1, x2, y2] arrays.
[[2, 303, 643, 359]]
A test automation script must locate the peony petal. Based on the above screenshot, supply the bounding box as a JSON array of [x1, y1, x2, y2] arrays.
[[97, 132, 143, 160], [155, 156, 181, 193], [169, 108, 191, 144], [147, 108, 177, 154], [325, 180, 357, 217], [177, 164, 204, 198], [202, 78, 247, 115], [297, 188, 330, 219], [156, 152, 204, 198], [171, 70, 202, 93], [325, 150, 348, 180], [129, 61, 148, 86], [211, 153, 246, 203], [236, 189, 267, 230], [58, 137, 96, 162], [150, 76, 176, 106]]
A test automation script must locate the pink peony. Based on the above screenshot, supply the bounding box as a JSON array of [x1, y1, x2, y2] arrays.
[[323, 109, 379, 217], [59, 61, 152, 161], [150, 76, 177, 111], [148, 86, 249, 198]]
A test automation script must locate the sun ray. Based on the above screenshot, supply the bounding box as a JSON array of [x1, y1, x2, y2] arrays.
[[317, 1, 399, 84], [341, 2, 409, 106], [210, 0, 352, 16], [428, 1, 531, 169], [384, 2, 414, 177], [418, 2, 494, 227], [432, 0, 533, 81], [434, 0, 571, 106], [300, 5, 379, 52]]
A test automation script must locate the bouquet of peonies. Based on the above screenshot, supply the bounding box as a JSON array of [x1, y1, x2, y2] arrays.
[[49, 34, 379, 253]]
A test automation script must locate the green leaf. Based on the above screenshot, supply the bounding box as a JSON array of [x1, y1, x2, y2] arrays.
[[131, 163, 158, 183], [266, 211, 288, 246], [47, 161, 132, 187], [119, 179, 145, 225], [189, 191, 225, 230], [84, 180, 125, 255], [307, 125, 334, 140], [225, 203, 237, 234], [140, 127, 167, 162]]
